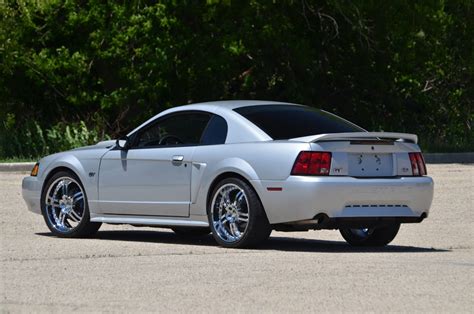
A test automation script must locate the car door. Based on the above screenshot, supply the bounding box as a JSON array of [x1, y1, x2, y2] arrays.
[[98, 111, 212, 217]]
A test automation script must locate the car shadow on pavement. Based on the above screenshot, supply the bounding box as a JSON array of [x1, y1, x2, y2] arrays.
[[263, 235, 448, 253], [37, 230, 449, 253]]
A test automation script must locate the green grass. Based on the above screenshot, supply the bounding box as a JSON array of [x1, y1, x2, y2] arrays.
[[0, 157, 37, 163]]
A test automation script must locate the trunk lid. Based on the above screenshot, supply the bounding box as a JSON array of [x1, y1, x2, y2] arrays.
[[290, 132, 419, 177]]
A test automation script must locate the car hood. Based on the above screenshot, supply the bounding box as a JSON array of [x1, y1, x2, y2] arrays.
[[71, 140, 116, 151]]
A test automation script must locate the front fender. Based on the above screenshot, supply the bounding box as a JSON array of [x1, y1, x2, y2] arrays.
[[39, 152, 102, 212], [43, 158, 87, 183]]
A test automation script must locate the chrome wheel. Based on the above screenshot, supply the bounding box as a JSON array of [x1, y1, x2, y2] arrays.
[[44, 176, 85, 233], [210, 183, 250, 243]]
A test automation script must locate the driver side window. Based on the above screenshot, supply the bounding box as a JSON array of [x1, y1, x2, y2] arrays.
[[134, 112, 211, 148]]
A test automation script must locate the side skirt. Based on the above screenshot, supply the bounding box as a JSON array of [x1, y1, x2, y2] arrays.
[[90, 214, 209, 228]]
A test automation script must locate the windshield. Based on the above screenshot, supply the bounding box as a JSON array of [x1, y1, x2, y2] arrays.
[[234, 105, 365, 140]]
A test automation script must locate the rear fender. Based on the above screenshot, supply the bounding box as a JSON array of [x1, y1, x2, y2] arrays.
[[191, 157, 261, 216]]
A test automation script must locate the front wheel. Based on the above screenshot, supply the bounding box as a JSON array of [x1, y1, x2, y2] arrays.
[[208, 177, 271, 248], [41, 171, 101, 237], [339, 224, 400, 247]]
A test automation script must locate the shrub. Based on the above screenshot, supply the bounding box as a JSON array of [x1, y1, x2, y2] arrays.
[[0, 118, 108, 159]]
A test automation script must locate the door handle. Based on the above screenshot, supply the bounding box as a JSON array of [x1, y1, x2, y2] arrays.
[[172, 155, 184, 162]]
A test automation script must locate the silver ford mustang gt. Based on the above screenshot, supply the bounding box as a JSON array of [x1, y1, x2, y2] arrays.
[[22, 101, 434, 248]]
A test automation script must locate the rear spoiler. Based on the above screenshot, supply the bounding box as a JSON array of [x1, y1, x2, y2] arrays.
[[289, 132, 418, 144]]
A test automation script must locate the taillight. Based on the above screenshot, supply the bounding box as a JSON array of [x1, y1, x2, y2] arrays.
[[291, 151, 332, 176], [409, 152, 427, 176]]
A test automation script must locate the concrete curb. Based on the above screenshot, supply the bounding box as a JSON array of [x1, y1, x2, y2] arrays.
[[0, 162, 35, 172], [0, 153, 472, 172]]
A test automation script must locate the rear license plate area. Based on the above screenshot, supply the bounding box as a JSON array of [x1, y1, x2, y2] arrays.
[[348, 153, 393, 177]]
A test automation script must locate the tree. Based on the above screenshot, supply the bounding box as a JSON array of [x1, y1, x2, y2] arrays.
[[1, 0, 472, 158]]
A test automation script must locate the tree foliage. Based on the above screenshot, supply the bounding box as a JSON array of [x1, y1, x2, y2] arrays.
[[1, 0, 472, 158]]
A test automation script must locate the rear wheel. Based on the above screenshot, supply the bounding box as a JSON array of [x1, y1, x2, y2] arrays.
[[339, 224, 400, 246], [41, 171, 101, 237], [208, 177, 271, 248]]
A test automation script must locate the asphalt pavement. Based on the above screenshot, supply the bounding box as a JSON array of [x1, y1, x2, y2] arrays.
[[1, 164, 473, 312]]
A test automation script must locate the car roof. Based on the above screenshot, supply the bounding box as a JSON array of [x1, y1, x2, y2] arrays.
[[173, 100, 298, 111], [127, 100, 305, 142]]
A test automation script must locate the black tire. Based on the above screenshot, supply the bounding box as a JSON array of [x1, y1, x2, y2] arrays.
[[339, 224, 400, 247], [41, 170, 101, 237], [207, 177, 272, 248], [171, 227, 210, 237]]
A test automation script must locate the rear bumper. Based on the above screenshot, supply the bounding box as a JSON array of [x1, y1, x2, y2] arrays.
[[253, 176, 434, 224], [22, 176, 42, 214], [275, 216, 426, 231]]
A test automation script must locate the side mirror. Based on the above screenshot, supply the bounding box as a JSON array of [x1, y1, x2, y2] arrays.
[[116, 135, 130, 150]]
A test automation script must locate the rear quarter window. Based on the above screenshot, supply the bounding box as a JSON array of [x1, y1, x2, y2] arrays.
[[234, 105, 364, 140], [200, 115, 228, 145]]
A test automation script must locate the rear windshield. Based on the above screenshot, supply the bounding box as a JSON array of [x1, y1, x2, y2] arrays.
[[234, 105, 365, 140]]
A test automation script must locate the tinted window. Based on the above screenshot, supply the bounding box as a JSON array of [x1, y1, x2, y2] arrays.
[[134, 113, 211, 148], [200, 115, 228, 145], [234, 105, 364, 140]]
